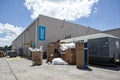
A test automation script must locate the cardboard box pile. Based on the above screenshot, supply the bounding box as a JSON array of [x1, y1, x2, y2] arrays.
[[47, 42, 60, 63], [62, 48, 76, 65], [61, 53, 66, 61], [47, 41, 88, 69], [68, 49, 76, 65]]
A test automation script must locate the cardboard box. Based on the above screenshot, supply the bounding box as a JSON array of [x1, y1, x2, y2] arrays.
[[76, 42, 84, 68], [32, 51, 42, 65], [61, 48, 76, 65], [64, 49, 70, 62], [47, 42, 60, 63], [61, 53, 66, 61], [69, 49, 76, 65]]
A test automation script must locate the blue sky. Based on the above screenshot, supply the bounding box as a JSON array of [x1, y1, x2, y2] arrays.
[[0, 0, 32, 28], [75, 0, 120, 30], [0, 0, 120, 46]]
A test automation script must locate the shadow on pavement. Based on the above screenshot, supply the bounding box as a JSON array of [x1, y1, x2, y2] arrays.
[[90, 63, 120, 71], [77, 67, 92, 71]]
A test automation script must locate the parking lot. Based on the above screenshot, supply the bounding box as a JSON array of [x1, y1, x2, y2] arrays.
[[0, 57, 120, 80]]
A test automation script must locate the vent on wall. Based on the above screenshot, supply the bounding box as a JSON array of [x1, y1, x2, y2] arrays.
[[86, 26, 90, 33], [61, 19, 65, 28]]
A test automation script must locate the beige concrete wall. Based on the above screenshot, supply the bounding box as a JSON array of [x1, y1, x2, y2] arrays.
[[12, 33, 24, 55], [37, 15, 100, 51], [103, 28, 120, 38], [23, 21, 36, 56], [12, 20, 36, 56], [12, 40, 17, 49], [12, 15, 100, 55]]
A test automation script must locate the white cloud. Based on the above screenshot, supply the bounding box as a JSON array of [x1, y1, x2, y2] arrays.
[[24, 0, 99, 20], [0, 23, 24, 47]]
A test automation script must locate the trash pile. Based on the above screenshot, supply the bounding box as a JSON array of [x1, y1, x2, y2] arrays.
[[47, 42, 76, 65]]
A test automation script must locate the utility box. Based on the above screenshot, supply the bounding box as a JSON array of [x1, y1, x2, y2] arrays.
[[7, 51, 17, 57], [32, 51, 42, 65], [88, 37, 120, 63], [76, 42, 88, 68]]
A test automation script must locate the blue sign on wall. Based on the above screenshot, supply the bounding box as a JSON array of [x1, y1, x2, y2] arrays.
[[38, 26, 46, 41]]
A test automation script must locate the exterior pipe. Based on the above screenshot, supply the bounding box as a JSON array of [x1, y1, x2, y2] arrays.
[[35, 18, 38, 48]]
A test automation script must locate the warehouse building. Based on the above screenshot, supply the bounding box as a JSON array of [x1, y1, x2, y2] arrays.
[[12, 15, 100, 57]]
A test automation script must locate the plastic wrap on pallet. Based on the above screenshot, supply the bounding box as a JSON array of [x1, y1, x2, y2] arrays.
[[29, 46, 43, 52], [59, 43, 75, 51]]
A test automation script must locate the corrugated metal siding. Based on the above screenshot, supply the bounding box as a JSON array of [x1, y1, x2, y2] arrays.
[[88, 37, 109, 57], [88, 37, 120, 63], [109, 38, 120, 58]]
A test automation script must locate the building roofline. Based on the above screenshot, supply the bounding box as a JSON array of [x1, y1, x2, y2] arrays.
[[39, 15, 100, 31], [103, 27, 120, 32], [60, 33, 119, 43], [12, 14, 101, 43]]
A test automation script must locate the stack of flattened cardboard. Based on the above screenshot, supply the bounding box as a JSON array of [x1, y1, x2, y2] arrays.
[[61, 48, 76, 65], [76, 42, 84, 68], [61, 53, 66, 61], [61, 49, 70, 62], [47, 42, 60, 63], [32, 51, 42, 65], [69, 49, 76, 65]]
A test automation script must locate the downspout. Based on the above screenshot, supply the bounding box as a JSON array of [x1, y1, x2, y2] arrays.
[[35, 17, 39, 48], [23, 33, 24, 47]]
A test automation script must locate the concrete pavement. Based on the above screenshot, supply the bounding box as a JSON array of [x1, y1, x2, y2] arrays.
[[0, 57, 120, 80]]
